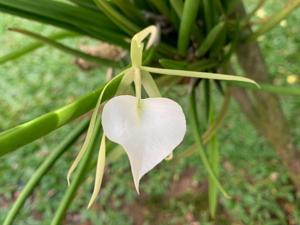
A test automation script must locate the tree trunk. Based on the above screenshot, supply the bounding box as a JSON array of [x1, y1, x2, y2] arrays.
[[232, 3, 300, 191]]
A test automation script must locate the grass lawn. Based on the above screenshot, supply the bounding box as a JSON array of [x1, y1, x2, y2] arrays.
[[0, 1, 299, 224]]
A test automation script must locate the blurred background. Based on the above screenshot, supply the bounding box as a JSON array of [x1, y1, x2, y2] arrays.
[[0, 0, 300, 224]]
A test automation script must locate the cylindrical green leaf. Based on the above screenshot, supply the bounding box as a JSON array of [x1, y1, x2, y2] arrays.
[[177, 0, 200, 54], [51, 119, 102, 225], [10, 28, 121, 67], [0, 31, 76, 65], [0, 74, 123, 157], [2, 120, 89, 225], [196, 22, 225, 57]]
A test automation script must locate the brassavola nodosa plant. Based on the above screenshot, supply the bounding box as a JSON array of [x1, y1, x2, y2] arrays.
[[67, 25, 258, 208]]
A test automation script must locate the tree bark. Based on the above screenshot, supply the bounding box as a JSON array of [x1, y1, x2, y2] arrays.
[[232, 3, 300, 191]]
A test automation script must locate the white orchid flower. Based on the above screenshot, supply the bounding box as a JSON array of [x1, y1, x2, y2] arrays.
[[102, 26, 186, 193], [102, 95, 186, 192], [67, 25, 258, 208]]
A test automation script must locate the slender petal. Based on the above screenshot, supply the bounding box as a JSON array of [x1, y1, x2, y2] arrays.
[[88, 134, 106, 208], [140, 66, 259, 87], [102, 95, 186, 192]]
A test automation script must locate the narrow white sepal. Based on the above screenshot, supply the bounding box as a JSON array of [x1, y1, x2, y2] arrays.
[[102, 95, 186, 192]]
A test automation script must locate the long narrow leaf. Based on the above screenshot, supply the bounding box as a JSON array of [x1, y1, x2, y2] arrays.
[[51, 119, 102, 225], [111, 0, 145, 25], [196, 22, 225, 57], [0, 31, 76, 65], [202, 90, 231, 144], [10, 28, 120, 67], [177, 0, 200, 53], [170, 0, 184, 18], [189, 89, 229, 198], [207, 99, 219, 218], [0, 73, 124, 157], [2, 120, 89, 225], [93, 0, 139, 35], [0, 0, 128, 47], [150, 0, 172, 22]]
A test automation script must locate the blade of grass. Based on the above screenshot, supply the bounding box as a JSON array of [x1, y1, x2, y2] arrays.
[[2, 120, 89, 225], [9, 28, 121, 67]]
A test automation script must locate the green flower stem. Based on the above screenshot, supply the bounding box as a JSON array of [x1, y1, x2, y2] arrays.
[[51, 119, 102, 225], [9, 28, 121, 67], [0, 30, 77, 65], [0, 74, 123, 157], [177, 0, 200, 54], [2, 120, 89, 225], [248, 0, 300, 40]]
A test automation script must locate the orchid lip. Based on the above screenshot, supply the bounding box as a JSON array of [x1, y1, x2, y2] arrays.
[[102, 95, 186, 192]]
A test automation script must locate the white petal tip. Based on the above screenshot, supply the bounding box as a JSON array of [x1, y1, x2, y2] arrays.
[[134, 179, 140, 194]]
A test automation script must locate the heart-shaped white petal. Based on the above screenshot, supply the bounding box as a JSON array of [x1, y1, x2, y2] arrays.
[[102, 95, 186, 192]]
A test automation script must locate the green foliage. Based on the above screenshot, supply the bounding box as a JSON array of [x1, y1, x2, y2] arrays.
[[0, 0, 299, 224]]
